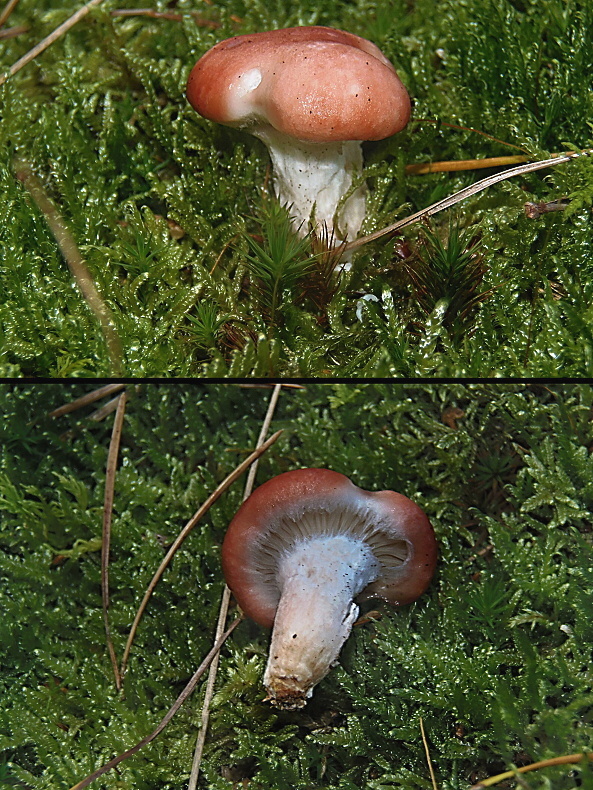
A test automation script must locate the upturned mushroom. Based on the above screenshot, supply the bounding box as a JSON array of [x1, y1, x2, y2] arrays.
[[186, 26, 411, 245], [222, 468, 437, 709]]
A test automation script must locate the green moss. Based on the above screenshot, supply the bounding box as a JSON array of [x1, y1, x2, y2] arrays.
[[1, 0, 593, 375], [1, 382, 592, 788]]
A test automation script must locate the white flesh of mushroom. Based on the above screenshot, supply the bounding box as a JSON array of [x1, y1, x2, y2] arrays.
[[263, 534, 379, 708], [254, 128, 367, 243]]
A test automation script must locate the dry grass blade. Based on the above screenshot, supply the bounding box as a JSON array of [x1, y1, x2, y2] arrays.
[[48, 384, 126, 418], [420, 717, 438, 790], [0, 0, 104, 85], [13, 160, 123, 375], [188, 383, 283, 790], [119, 428, 283, 678], [470, 752, 593, 789], [345, 150, 592, 254], [102, 391, 127, 691], [67, 617, 242, 790]]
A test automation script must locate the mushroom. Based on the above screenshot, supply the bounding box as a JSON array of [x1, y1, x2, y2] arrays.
[[221, 468, 437, 709], [186, 26, 411, 245]]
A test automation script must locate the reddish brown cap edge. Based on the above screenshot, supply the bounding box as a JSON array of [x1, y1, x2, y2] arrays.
[[221, 468, 437, 627]]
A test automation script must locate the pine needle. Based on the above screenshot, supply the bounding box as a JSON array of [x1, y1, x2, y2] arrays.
[[187, 585, 232, 790], [406, 155, 529, 175], [411, 118, 529, 153], [0, 0, 104, 86], [101, 391, 127, 691], [120, 427, 283, 678], [0, 0, 20, 27], [48, 384, 126, 419], [110, 8, 220, 27], [470, 752, 593, 789], [13, 160, 123, 376], [420, 717, 438, 790], [67, 617, 242, 790], [187, 383, 283, 790], [405, 149, 585, 175], [0, 25, 27, 40], [345, 150, 593, 254], [87, 394, 127, 423]]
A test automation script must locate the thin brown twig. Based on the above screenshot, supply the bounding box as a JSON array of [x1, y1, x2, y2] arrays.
[[0, 0, 104, 86], [344, 149, 592, 254], [119, 428, 283, 679], [188, 383, 283, 790], [0, 0, 20, 27], [420, 717, 438, 790], [101, 391, 127, 692], [67, 617, 243, 790], [48, 384, 126, 418], [13, 160, 123, 376]]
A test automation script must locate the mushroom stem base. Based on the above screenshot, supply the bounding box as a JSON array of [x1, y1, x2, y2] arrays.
[[263, 535, 379, 709]]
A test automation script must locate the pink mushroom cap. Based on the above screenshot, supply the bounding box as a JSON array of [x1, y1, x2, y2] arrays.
[[186, 26, 411, 143], [222, 468, 437, 628]]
